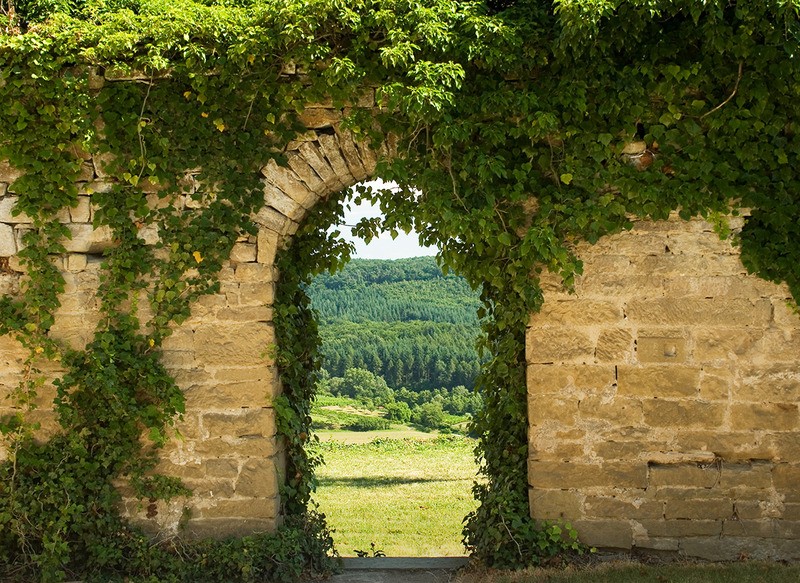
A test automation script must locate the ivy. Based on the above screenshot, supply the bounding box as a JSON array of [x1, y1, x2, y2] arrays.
[[2, 0, 800, 579]]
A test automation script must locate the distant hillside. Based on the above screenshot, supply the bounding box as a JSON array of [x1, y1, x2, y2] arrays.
[[307, 256, 482, 391]]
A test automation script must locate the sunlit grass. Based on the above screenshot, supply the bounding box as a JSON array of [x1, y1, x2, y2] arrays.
[[312, 436, 478, 557]]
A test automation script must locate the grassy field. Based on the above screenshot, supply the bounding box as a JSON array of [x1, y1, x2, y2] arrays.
[[312, 435, 478, 557], [454, 561, 800, 583]]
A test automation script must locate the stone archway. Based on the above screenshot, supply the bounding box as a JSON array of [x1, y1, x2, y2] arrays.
[[0, 78, 391, 537]]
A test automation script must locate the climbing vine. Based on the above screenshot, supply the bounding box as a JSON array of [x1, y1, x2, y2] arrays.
[[1, 0, 800, 580]]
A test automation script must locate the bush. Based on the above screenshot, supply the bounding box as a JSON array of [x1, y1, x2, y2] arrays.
[[344, 416, 391, 432], [411, 401, 445, 431], [384, 401, 412, 424]]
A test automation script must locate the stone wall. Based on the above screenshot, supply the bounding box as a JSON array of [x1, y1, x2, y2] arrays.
[[527, 215, 800, 560], [0, 71, 382, 537]]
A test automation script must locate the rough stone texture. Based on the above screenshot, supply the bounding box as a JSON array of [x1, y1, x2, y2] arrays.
[[528, 214, 800, 561], [0, 95, 388, 539]]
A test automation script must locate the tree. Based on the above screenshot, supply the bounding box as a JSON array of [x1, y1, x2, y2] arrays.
[[384, 401, 412, 424], [411, 401, 446, 431]]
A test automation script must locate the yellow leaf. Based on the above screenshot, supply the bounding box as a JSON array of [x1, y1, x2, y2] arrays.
[[201, 112, 209, 118], [248, 54, 255, 65], [34, 346, 44, 354], [183, 91, 192, 100], [148, 338, 155, 347], [213, 119, 226, 132], [193, 251, 203, 263]]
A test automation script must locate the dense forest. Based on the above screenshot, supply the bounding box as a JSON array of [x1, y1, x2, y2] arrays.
[[307, 257, 482, 392]]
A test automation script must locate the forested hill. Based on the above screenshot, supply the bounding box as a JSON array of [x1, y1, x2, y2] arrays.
[[307, 256, 482, 392]]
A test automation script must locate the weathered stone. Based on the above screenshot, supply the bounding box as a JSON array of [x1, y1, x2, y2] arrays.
[[617, 365, 700, 398], [230, 242, 257, 263], [298, 141, 345, 191], [336, 130, 369, 181], [528, 398, 578, 427], [642, 399, 724, 427], [665, 499, 733, 520], [637, 519, 722, 538], [264, 183, 306, 222], [297, 107, 341, 129], [636, 335, 687, 363], [63, 224, 115, 253], [317, 133, 357, 187], [528, 489, 582, 520], [286, 151, 327, 193], [730, 403, 798, 432], [0, 224, 16, 256], [649, 463, 721, 488], [578, 396, 643, 425], [526, 328, 594, 363], [528, 461, 647, 489], [193, 322, 274, 367], [183, 517, 277, 540], [235, 458, 279, 498], [0, 160, 23, 182], [627, 298, 772, 327], [527, 364, 616, 394], [595, 328, 635, 362], [69, 196, 92, 222], [0, 196, 32, 223], [584, 496, 664, 520], [572, 519, 633, 549], [202, 408, 276, 440], [533, 299, 624, 326], [184, 381, 276, 410]]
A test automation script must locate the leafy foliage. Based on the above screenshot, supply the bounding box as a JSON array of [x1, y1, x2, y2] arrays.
[[1, 0, 800, 577]]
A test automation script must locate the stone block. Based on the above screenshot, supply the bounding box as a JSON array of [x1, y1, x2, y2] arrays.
[[617, 365, 700, 398], [642, 399, 724, 428], [234, 263, 275, 283], [626, 298, 771, 327], [0, 224, 16, 256], [572, 519, 633, 549], [0, 196, 32, 223], [184, 381, 276, 410], [317, 133, 357, 187], [698, 368, 732, 401], [526, 328, 594, 363], [66, 253, 88, 272], [665, 499, 732, 520], [527, 364, 616, 394], [298, 141, 345, 191], [257, 228, 280, 266], [578, 396, 643, 426], [693, 328, 763, 362], [235, 458, 279, 498], [202, 407, 276, 440], [230, 242, 257, 263], [193, 321, 274, 367], [773, 464, 800, 501], [649, 463, 721, 488], [773, 300, 800, 327], [584, 496, 664, 520], [63, 224, 115, 253], [528, 488, 583, 520], [637, 519, 722, 538], [718, 462, 773, 490], [730, 403, 798, 431], [528, 398, 578, 426], [183, 517, 277, 539], [254, 205, 292, 234], [264, 183, 306, 222], [593, 441, 648, 461], [681, 431, 773, 462], [205, 458, 240, 478], [239, 282, 275, 306], [297, 108, 341, 129], [528, 460, 647, 489], [0, 160, 23, 182], [533, 300, 624, 326], [336, 130, 369, 181], [636, 335, 687, 363], [767, 433, 800, 462], [595, 328, 634, 362], [286, 151, 327, 193]]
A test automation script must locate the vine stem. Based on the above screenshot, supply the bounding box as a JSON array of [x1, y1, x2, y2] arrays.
[[701, 61, 743, 119]]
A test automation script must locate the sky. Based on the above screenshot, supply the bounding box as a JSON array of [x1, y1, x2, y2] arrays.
[[337, 182, 438, 260]]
